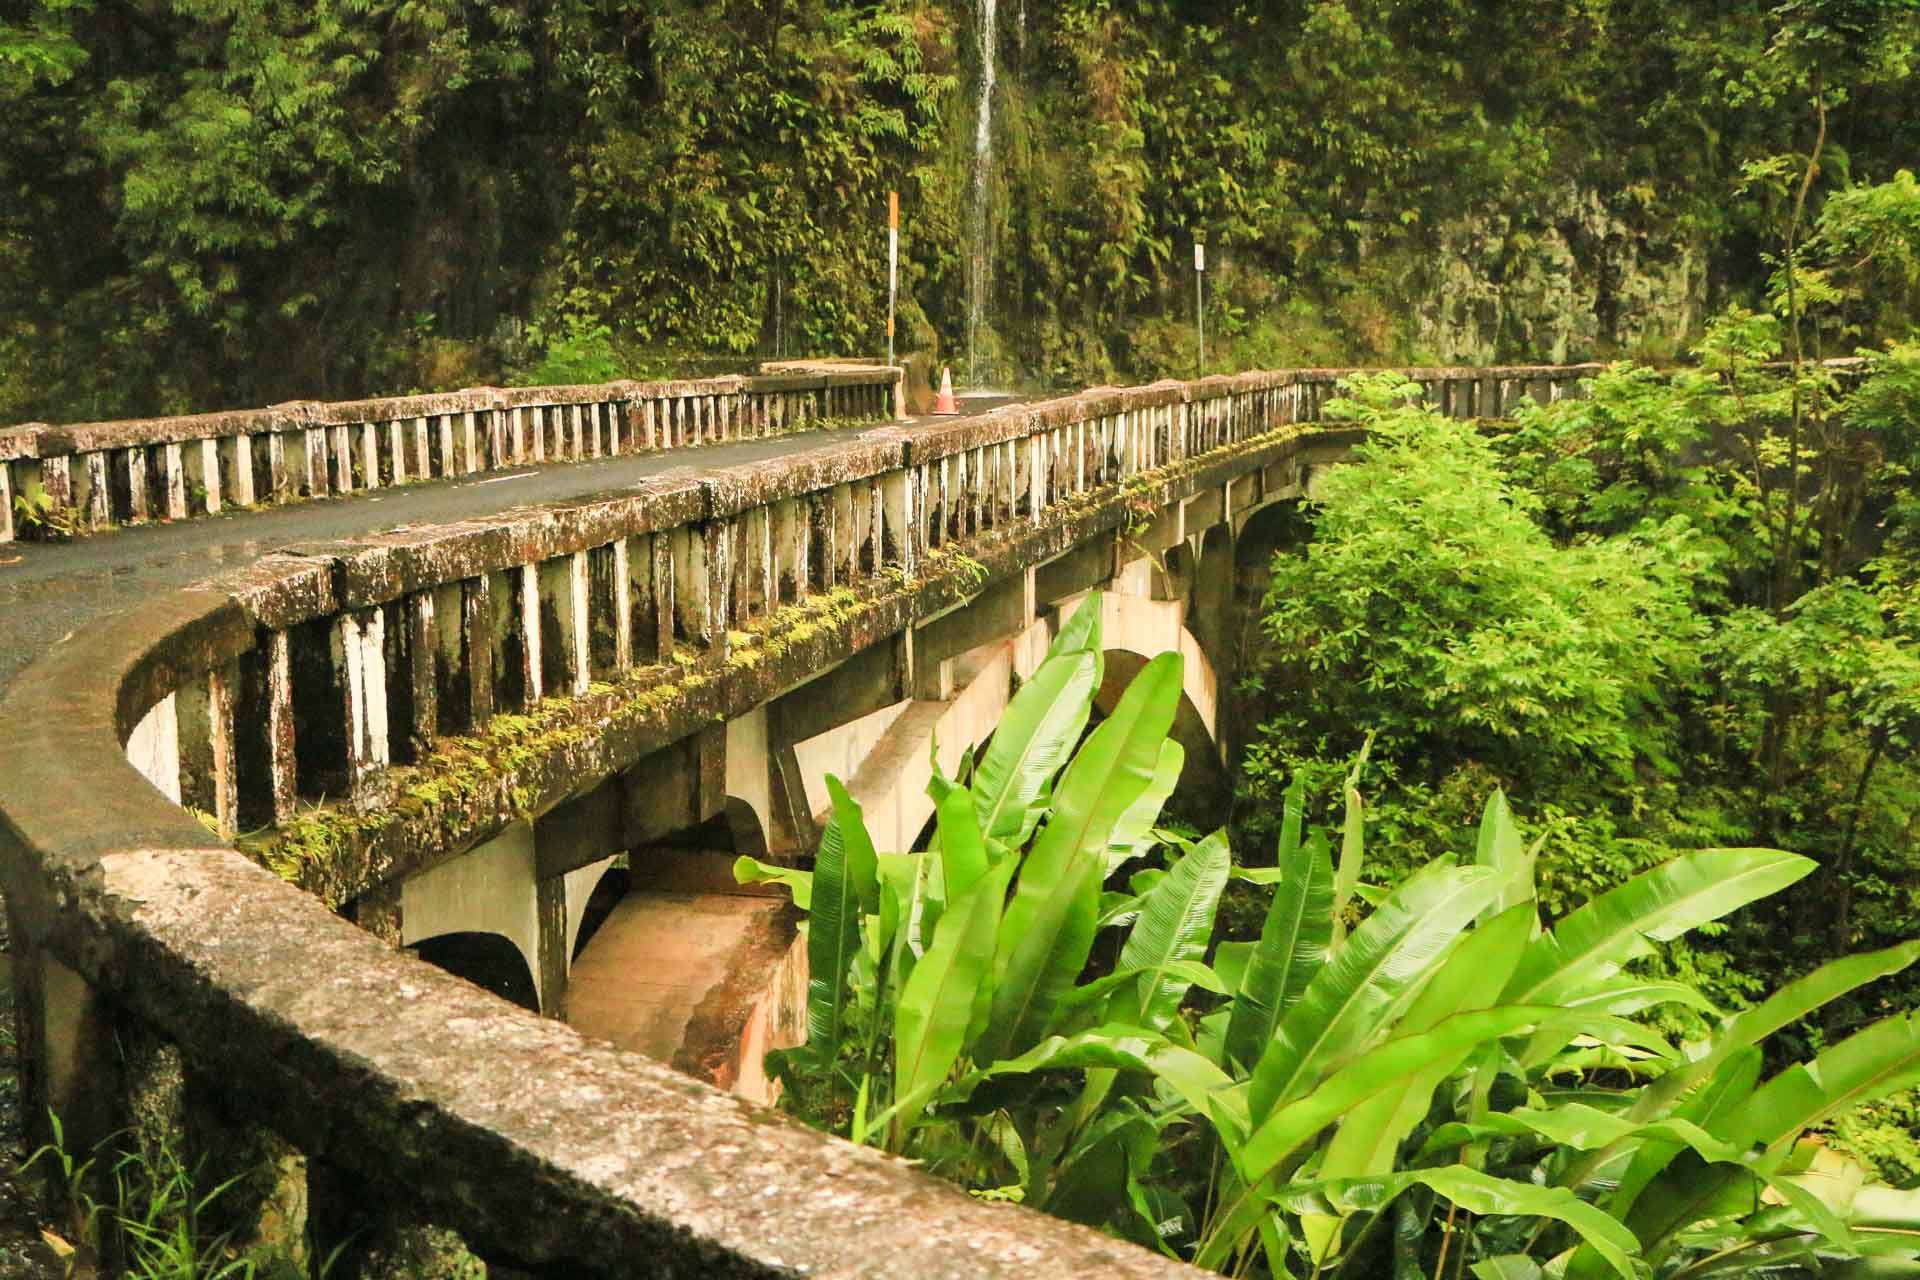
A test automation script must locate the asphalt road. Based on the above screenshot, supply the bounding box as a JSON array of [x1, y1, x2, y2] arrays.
[[0, 401, 1025, 691]]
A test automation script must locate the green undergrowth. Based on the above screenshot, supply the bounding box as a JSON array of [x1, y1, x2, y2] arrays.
[[24, 1113, 326, 1280]]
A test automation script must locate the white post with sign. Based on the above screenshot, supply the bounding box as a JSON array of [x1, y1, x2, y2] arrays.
[[1194, 238, 1206, 378], [887, 191, 899, 369]]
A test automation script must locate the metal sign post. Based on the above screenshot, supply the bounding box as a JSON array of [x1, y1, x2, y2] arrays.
[[1194, 238, 1206, 378], [887, 191, 899, 369]]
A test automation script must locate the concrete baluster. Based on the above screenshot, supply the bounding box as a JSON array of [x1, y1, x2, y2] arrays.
[[325, 426, 350, 492], [647, 533, 674, 662], [381, 422, 404, 486], [160, 443, 187, 519], [261, 435, 286, 506], [519, 407, 539, 463], [671, 528, 710, 651], [83, 453, 110, 529], [188, 442, 219, 514], [484, 407, 504, 468], [807, 492, 834, 593], [756, 506, 777, 614], [39, 455, 75, 523], [569, 551, 591, 693], [178, 661, 239, 836], [462, 576, 495, 728], [999, 440, 1016, 525], [407, 592, 437, 761], [265, 628, 299, 820], [361, 423, 381, 488], [880, 468, 913, 575], [517, 563, 544, 706], [458, 410, 477, 473], [608, 539, 633, 672], [926, 460, 944, 549], [728, 519, 752, 627], [221, 434, 252, 509]]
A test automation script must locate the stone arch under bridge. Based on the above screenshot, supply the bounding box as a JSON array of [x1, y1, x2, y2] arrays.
[[361, 535, 1251, 1094]]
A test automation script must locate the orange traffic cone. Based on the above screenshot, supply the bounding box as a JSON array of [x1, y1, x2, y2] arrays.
[[932, 365, 960, 415]]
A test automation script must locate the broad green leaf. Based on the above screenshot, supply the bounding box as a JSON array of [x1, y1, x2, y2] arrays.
[[1200, 1005, 1556, 1271], [1505, 847, 1815, 1007], [876, 851, 918, 977], [1607, 1047, 1761, 1220], [1238, 1004, 1555, 1184], [1472, 1258, 1543, 1280], [982, 652, 1184, 1060], [1058, 959, 1228, 1014], [1224, 780, 1333, 1072], [804, 777, 880, 1064], [1634, 938, 1920, 1122], [935, 785, 990, 902], [1474, 789, 1538, 922], [970, 599, 1102, 847], [1518, 977, 1718, 1069], [1404, 1167, 1642, 1280], [732, 855, 811, 910], [1249, 862, 1504, 1120], [1317, 905, 1533, 1182], [1280, 1166, 1638, 1280], [1629, 1015, 1920, 1260], [1728, 1011, 1920, 1151], [1118, 829, 1230, 1029], [1213, 941, 1254, 991], [892, 858, 1015, 1134], [1106, 740, 1183, 873], [954, 1024, 1235, 1127]]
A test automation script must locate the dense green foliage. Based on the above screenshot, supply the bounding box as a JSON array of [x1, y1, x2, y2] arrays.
[[5, 0, 1920, 418], [747, 605, 1920, 1277]]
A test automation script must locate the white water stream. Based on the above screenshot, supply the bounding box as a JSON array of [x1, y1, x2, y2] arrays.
[[966, 0, 998, 385]]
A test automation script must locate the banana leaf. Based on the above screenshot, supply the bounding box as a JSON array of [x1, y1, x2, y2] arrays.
[[1504, 846, 1815, 1007], [1118, 828, 1230, 1030], [803, 776, 880, 1065], [981, 652, 1183, 1060], [1249, 861, 1503, 1120], [1105, 740, 1183, 873], [732, 855, 812, 910], [970, 597, 1102, 848], [892, 858, 1017, 1135], [1224, 779, 1332, 1072]]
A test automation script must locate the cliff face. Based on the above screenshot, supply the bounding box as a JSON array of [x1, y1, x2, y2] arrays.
[[1408, 187, 1709, 367], [3, 0, 1915, 419]]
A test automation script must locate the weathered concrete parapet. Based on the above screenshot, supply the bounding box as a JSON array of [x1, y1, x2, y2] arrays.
[[0, 366, 904, 543]]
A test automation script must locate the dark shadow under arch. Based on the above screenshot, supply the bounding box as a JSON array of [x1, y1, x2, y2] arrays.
[[571, 863, 633, 963], [410, 931, 538, 1013]]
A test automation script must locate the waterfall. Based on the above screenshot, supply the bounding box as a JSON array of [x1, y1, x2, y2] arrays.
[[967, 0, 998, 385]]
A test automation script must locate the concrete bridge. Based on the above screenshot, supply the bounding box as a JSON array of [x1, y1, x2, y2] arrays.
[[0, 361, 1595, 1277]]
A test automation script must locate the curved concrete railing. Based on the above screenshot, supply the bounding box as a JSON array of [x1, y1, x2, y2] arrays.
[[0, 363, 1596, 1275], [0, 367, 903, 542]]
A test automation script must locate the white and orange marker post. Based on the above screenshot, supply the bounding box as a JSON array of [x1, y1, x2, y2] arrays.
[[887, 190, 899, 369]]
